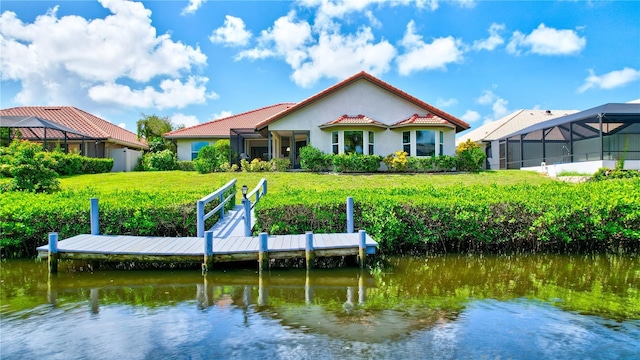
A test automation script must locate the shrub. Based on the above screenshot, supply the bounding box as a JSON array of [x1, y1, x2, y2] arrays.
[[434, 155, 458, 172], [141, 149, 177, 171], [6, 140, 60, 193], [332, 153, 382, 173], [299, 145, 331, 171], [219, 162, 239, 172], [240, 158, 289, 172], [456, 140, 486, 172], [194, 145, 218, 173], [177, 160, 195, 171], [383, 151, 409, 172], [407, 156, 435, 173], [83, 157, 114, 174], [591, 167, 640, 181]]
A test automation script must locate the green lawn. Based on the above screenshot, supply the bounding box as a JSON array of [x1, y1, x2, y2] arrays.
[[55, 170, 554, 200]]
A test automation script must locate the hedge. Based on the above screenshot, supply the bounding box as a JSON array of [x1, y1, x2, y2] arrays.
[[0, 185, 235, 257], [254, 179, 640, 254]]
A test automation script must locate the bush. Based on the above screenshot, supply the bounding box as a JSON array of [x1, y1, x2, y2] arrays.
[[240, 158, 289, 172], [383, 151, 409, 172], [591, 167, 640, 181], [141, 149, 177, 171], [434, 155, 458, 172], [456, 140, 486, 172], [193, 140, 231, 174], [299, 145, 331, 171], [177, 160, 195, 171], [331, 153, 382, 173], [5, 140, 60, 193]]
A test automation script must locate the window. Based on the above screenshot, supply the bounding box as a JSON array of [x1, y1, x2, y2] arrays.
[[439, 131, 444, 156], [416, 130, 435, 157], [332, 131, 339, 154], [344, 130, 363, 154], [368, 131, 374, 155], [191, 141, 209, 160], [402, 131, 411, 154]]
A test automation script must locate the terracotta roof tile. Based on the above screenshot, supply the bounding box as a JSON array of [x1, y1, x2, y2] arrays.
[[164, 103, 296, 138], [319, 114, 388, 129], [255, 71, 470, 132], [0, 106, 147, 149], [390, 113, 456, 128]]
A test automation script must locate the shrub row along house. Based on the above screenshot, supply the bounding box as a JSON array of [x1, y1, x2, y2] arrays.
[[0, 106, 147, 172], [164, 71, 470, 168]]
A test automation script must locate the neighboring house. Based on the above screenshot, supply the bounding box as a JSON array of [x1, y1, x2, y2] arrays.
[[166, 71, 470, 168], [0, 106, 148, 171], [164, 103, 295, 161], [456, 109, 578, 169], [495, 103, 640, 174]]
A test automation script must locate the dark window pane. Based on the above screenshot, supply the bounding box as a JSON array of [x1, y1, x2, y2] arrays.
[[344, 130, 363, 154], [416, 130, 435, 156]]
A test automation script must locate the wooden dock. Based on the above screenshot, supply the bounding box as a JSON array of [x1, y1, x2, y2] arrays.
[[38, 179, 378, 273], [36, 232, 377, 264]]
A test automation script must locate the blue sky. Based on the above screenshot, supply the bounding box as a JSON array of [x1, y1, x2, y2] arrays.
[[1, 0, 639, 136]]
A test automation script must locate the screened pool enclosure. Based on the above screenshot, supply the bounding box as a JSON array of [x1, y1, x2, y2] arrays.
[[498, 103, 640, 169]]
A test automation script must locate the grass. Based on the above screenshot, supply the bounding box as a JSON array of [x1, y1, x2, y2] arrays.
[[51, 170, 555, 200], [557, 170, 593, 177]]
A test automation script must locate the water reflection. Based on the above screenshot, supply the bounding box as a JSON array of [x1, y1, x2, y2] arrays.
[[1, 255, 639, 359]]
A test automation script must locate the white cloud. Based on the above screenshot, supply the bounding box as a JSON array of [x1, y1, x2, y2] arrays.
[[461, 110, 481, 123], [88, 76, 217, 109], [238, 11, 395, 88], [171, 113, 200, 128], [397, 20, 464, 75], [578, 67, 640, 93], [118, 123, 127, 129], [475, 89, 510, 122], [182, 0, 206, 15], [436, 97, 458, 107], [473, 23, 505, 51], [209, 15, 252, 47], [213, 110, 233, 120], [476, 90, 497, 105], [0, 0, 210, 110], [507, 23, 586, 56]]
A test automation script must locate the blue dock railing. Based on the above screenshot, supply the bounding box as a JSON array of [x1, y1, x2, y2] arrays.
[[197, 179, 237, 237], [242, 178, 267, 236]]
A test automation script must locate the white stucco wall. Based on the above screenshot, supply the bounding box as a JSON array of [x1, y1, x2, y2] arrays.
[[268, 79, 459, 157]]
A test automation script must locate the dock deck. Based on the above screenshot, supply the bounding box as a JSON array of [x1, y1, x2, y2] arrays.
[[37, 232, 378, 264]]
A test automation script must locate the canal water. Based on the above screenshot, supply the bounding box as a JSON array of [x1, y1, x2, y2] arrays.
[[1, 254, 639, 359]]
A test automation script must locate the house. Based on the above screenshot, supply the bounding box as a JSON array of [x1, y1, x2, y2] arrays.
[[494, 103, 640, 175], [0, 106, 148, 171], [165, 71, 470, 168], [456, 109, 578, 169]]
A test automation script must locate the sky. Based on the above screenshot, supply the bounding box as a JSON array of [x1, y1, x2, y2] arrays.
[[1, 0, 639, 137]]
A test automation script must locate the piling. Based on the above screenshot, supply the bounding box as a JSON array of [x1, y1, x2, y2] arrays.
[[358, 229, 366, 268], [203, 231, 214, 274], [305, 231, 315, 270], [48, 232, 59, 274], [90, 198, 99, 235], [243, 198, 252, 236], [347, 197, 354, 233], [258, 232, 269, 271]]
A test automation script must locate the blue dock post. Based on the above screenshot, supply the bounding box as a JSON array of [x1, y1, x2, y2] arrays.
[[358, 229, 366, 268], [196, 200, 205, 237], [259, 232, 269, 271], [305, 231, 314, 269], [48, 232, 58, 274], [262, 179, 268, 196], [347, 197, 354, 233], [218, 192, 225, 220], [243, 198, 252, 236], [90, 198, 99, 235], [203, 231, 214, 274]]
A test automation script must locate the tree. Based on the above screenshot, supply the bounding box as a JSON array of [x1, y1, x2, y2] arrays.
[[136, 114, 176, 153]]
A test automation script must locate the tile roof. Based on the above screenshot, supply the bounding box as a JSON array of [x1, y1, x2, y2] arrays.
[[456, 109, 579, 145], [0, 106, 147, 149], [319, 114, 388, 129], [164, 103, 296, 138], [255, 71, 470, 132], [389, 113, 456, 128]]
